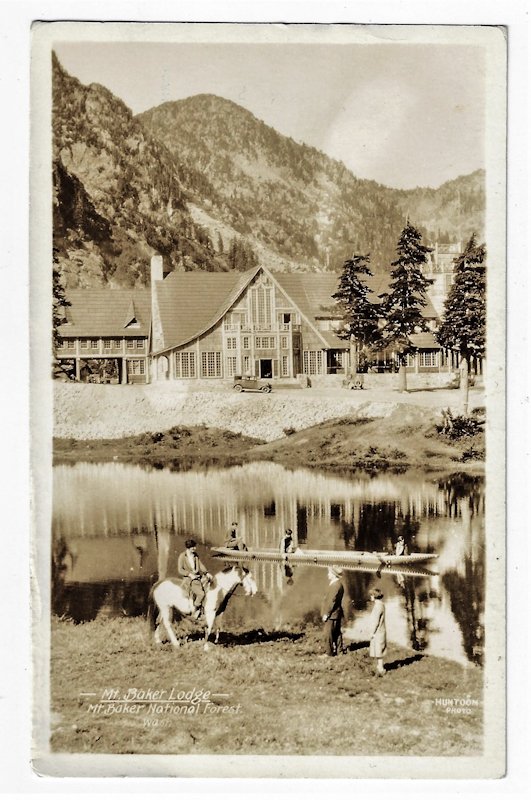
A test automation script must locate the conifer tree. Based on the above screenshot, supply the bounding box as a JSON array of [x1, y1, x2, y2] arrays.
[[332, 253, 379, 375], [52, 251, 72, 378], [437, 234, 486, 413], [380, 222, 433, 391]]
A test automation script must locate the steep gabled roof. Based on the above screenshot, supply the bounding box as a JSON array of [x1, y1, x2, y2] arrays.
[[58, 289, 151, 337], [153, 267, 439, 353], [153, 267, 260, 353], [409, 332, 441, 349]]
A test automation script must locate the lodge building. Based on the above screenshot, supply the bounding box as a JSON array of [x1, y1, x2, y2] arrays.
[[56, 255, 455, 385]]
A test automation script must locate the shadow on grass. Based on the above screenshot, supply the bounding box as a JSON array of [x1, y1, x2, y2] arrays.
[[344, 640, 370, 652], [404, 387, 456, 394], [178, 628, 305, 647], [384, 654, 425, 671]]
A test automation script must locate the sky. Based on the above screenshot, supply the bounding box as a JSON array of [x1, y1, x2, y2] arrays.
[[54, 40, 486, 190]]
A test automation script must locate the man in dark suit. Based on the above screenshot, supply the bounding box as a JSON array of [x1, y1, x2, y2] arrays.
[[177, 539, 212, 618], [320, 566, 345, 657]]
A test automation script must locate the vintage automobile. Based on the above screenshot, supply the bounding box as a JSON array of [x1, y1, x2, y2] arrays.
[[232, 375, 272, 393]]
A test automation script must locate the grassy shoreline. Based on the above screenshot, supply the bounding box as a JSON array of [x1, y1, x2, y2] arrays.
[[53, 413, 485, 475], [51, 616, 483, 756]]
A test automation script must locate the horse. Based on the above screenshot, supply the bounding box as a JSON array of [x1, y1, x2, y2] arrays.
[[147, 565, 257, 651]]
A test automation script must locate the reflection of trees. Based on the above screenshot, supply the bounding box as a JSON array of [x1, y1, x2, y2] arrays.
[[438, 473, 485, 519], [438, 474, 485, 665], [53, 580, 152, 623], [442, 556, 485, 666], [398, 576, 438, 652], [344, 571, 372, 613], [343, 502, 421, 554]]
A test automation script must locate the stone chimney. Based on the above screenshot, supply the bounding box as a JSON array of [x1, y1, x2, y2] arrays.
[[151, 254, 164, 285], [150, 254, 164, 354]]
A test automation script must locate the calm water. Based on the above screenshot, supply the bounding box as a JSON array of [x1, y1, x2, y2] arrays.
[[52, 461, 485, 666]]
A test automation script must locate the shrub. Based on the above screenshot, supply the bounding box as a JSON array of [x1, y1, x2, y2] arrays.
[[437, 408, 484, 440], [283, 426, 296, 436], [460, 446, 485, 462]]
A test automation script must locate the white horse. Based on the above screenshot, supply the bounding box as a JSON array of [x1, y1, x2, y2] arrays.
[[148, 565, 257, 651]]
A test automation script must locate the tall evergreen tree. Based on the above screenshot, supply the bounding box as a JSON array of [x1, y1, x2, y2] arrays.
[[380, 222, 433, 391], [332, 253, 380, 375], [436, 234, 486, 413], [52, 252, 72, 378]]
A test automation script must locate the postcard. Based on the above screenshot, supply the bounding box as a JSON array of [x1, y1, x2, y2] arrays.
[[30, 21, 506, 779]]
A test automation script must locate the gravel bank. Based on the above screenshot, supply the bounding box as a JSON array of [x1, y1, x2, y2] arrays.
[[54, 383, 484, 443]]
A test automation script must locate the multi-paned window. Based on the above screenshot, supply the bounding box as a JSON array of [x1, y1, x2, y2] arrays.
[[280, 335, 289, 350], [281, 355, 289, 377], [135, 339, 144, 349], [226, 337, 237, 350], [243, 355, 251, 374], [80, 339, 88, 349], [60, 338, 75, 350], [226, 356, 237, 377], [250, 285, 273, 330], [175, 351, 196, 378], [128, 359, 145, 375], [420, 351, 439, 367], [201, 351, 222, 378], [303, 350, 323, 375], [242, 336, 250, 350], [114, 338, 122, 349], [126, 339, 135, 350], [103, 339, 112, 350], [255, 336, 275, 349]]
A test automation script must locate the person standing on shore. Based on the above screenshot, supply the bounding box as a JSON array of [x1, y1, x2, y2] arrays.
[[320, 567, 344, 657], [368, 587, 387, 677]]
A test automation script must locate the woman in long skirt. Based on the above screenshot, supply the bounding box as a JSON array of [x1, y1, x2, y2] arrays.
[[368, 587, 386, 677]]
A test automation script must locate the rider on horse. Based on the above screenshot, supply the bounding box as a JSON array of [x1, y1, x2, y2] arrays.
[[177, 539, 212, 619]]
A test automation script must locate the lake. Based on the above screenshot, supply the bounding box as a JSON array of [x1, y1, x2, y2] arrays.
[[52, 461, 484, 666]]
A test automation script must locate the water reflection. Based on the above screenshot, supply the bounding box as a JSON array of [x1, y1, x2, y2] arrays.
[[52, 462, 485, 665]]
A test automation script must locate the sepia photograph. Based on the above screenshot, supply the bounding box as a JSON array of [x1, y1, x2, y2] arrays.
[[29, 20, 507, 779]]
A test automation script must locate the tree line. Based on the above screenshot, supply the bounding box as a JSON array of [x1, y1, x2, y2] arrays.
[[333, 223, 486, 401]]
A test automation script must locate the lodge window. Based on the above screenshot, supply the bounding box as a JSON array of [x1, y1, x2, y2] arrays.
[[255, 336, 275, 349], [226, 356, 237, 377], [175, 351, 196, 378], [128, 359, 145, 375], [303, 350, 323, 375], [420, 351, 439, 367], [103, 339, 112, 350], [61, 338, 75, 350], [242, 336, 250, 350], [243, 355, 251, 374], [280, 335, 289, 350], [126, 339, 135, 350], [114, 338, 122, 349], [226, 337, 237, 350], [201, 351, 222, 378], [135, 339, 144, 349], [250, 285, 273, 329], [80, 339, 88, 349], [281, 355, 289, 377]]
